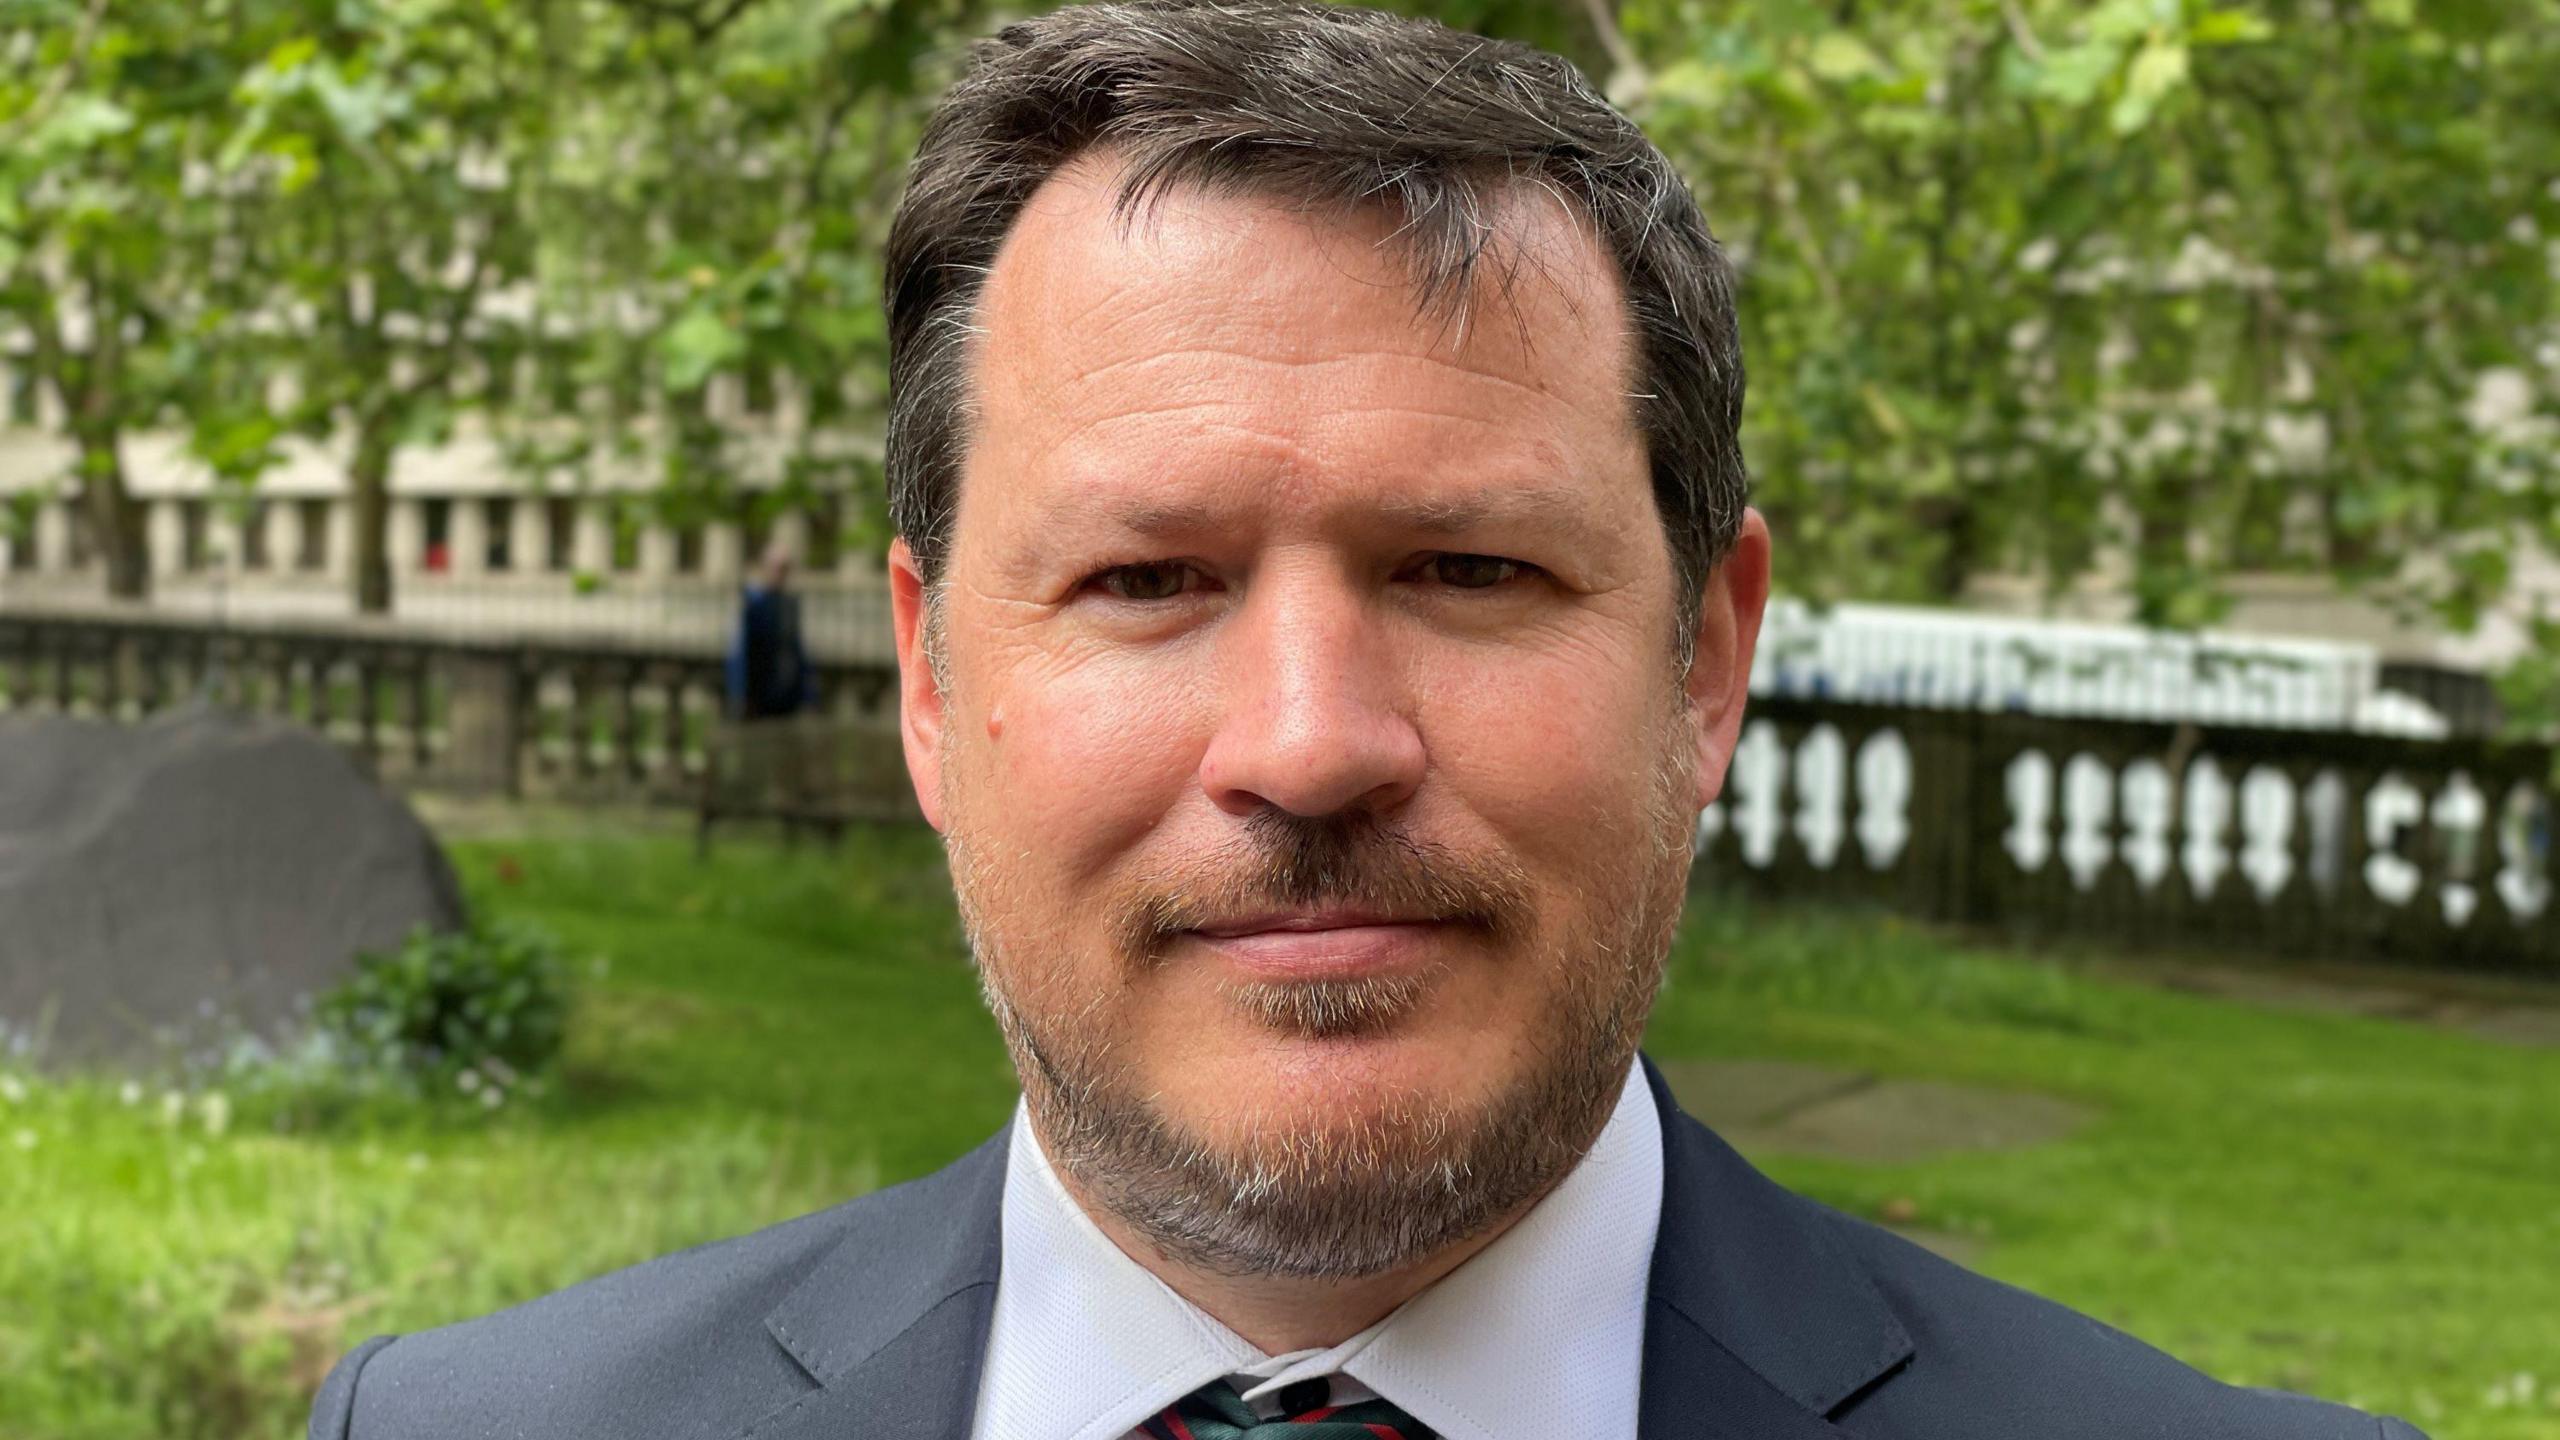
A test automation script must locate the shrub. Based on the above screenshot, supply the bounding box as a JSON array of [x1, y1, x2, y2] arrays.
[[316, 922, 571, 1108]]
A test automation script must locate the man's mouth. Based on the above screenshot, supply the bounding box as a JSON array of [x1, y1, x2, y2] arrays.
[[1189, 906, 1433, 938], [1182, 908, 1452, 980]]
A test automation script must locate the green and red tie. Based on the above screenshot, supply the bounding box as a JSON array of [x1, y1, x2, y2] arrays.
[[1138, 1377, 1435, 1439]]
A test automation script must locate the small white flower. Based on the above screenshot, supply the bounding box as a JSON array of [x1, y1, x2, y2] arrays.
[[119, 1081, 143, 1107], [0, 1075, 24, 1105], [197, 1092, 231, 1138], [10, 1128, 34, 1151], [456, 1069, 481, 1094], [158, 1091, 186, 1126], [406, 1152, 429, 1172], [2484, 1373, 2542, 1409], [479, 1087, 503, 1110]]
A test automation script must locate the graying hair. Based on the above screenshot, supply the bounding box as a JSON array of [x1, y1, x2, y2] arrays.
[[883, 0, 1748, 645]]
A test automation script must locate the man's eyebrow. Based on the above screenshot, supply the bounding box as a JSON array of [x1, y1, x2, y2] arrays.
[[1092, 499, 1220, 538], [1377, 489, 1596, 535]]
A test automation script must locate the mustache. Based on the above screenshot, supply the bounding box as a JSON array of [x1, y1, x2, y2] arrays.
[[1115, 809, 1535, 964]]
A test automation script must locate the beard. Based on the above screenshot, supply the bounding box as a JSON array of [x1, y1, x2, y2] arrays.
[[946, 706, 1700, 1281]]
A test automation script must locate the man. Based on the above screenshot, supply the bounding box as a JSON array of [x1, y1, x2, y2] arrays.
[[726, 538, 817, 721], [311, 4, 2425, 1437]]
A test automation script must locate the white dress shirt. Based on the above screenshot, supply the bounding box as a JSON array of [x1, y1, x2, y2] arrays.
[[968, 1056, 1665, 1440]]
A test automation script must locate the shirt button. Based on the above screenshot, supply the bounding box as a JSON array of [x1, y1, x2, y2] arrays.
[[1276, 1376, 1332, 1417]]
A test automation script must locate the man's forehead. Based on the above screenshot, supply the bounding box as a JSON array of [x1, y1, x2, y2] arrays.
[[975, 150, 1636, 410]]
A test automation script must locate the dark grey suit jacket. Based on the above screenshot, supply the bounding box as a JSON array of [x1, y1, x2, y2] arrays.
[[311, 1058, 2426, 1439]]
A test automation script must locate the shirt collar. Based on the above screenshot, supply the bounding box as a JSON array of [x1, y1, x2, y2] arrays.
[[969, 1056, 1665, 1440]]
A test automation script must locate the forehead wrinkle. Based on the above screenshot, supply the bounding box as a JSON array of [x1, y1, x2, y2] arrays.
[[1040, 328, 1587, 413]]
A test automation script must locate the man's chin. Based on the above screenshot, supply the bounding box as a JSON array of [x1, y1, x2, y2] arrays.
[[1146, 1046, 1500, 1156], [1054, 1041, 1602, 1281], [1205, 1002, 1481, 1075]]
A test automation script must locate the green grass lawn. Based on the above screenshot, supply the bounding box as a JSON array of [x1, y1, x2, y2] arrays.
[[5, 825, 2556, 1438]]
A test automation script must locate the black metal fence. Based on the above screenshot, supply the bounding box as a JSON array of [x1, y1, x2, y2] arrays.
[[6, 613, 2554, 976]]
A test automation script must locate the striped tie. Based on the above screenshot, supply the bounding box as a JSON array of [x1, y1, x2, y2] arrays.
[[1139, 1377, 1435, 1439]]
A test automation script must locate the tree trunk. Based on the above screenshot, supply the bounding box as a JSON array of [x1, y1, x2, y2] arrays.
[[76, 431, 150, 601], [349, 419, 395, 615], [1926, 496, 1978, 603]]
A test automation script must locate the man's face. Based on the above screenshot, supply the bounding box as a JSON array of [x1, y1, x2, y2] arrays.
[[892, 155, 1768, 1274]]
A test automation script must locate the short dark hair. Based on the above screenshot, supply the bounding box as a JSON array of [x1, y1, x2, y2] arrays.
[[884, 0, 1746, 638]]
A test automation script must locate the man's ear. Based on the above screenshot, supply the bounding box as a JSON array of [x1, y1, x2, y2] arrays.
[[887, 538, 950, 832], [1684, 507, 1771, 809]]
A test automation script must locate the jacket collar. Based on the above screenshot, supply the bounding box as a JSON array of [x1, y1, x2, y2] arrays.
[[1637, 1054, 1915, 1437], [741, 1125, 1010, 1440], [739, 1056, 1914, 1440]]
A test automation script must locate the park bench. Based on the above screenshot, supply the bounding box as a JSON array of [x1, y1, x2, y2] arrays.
[[694, 716, 917, 856]]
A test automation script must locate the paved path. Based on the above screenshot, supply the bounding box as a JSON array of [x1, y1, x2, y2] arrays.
[[2099, 957, 2560, 1050], [1658, 1058, 2093, 1267]]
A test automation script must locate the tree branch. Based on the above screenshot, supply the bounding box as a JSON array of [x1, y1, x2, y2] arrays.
[[1999, 0, 2046, 63], [1576, 0, 1649, 104], [0, 0, 110, 148], [405, 234, 496, 402]]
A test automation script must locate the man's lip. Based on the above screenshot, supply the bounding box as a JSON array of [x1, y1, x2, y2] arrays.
[[1185, 910, 1441, 939], [1183, 919, 1452, 984]]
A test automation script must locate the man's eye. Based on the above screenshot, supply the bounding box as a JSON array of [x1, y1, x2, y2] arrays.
[[1425, 553, 1527, 589], [1092, 562, 1203, 601]]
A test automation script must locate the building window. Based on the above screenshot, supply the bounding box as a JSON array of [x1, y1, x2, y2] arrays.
[[545, 497, 575, 572], [240, 501, 270, 570], [297, 499, 329, 571], [67, 504, 95, 569], [422, 498, 452, 574], [674, 522, 704, 575], [485, 497, 514, 572], [181, 500, 210, 571]]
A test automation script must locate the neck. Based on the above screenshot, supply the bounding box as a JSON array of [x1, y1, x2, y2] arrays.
[[1055, 1168, 1538, 1354]]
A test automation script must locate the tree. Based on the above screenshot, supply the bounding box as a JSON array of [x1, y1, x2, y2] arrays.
[[499, 0, 976, 577], [1606, 0, 2560, 640], [216, 0, 552, 614], [0, 0, 260, 599]]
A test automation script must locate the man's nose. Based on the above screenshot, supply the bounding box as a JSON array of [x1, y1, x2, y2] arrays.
[[1197, 575, 1426, 820]]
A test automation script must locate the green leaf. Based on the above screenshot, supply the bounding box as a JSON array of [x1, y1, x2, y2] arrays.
[[28, 94, 135, 154], [2023, 42, 2121, 107], [1807, 32, 1882, 83], [313, 69, 401, 143], [2189, 9, 2274, 46], [2110, 40, 2190, 134], [659, 305, 745, 392], [1647, 57, 1729, 111]]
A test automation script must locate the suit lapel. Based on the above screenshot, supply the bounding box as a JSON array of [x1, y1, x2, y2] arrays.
[[1636, 1055, 1914, 1438], [733, 1124, 1011, 1440], [737, 1284, 999, 1440]]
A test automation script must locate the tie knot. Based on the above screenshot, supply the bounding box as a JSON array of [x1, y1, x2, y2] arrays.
[[1142, 1377, 1437, 1438]]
